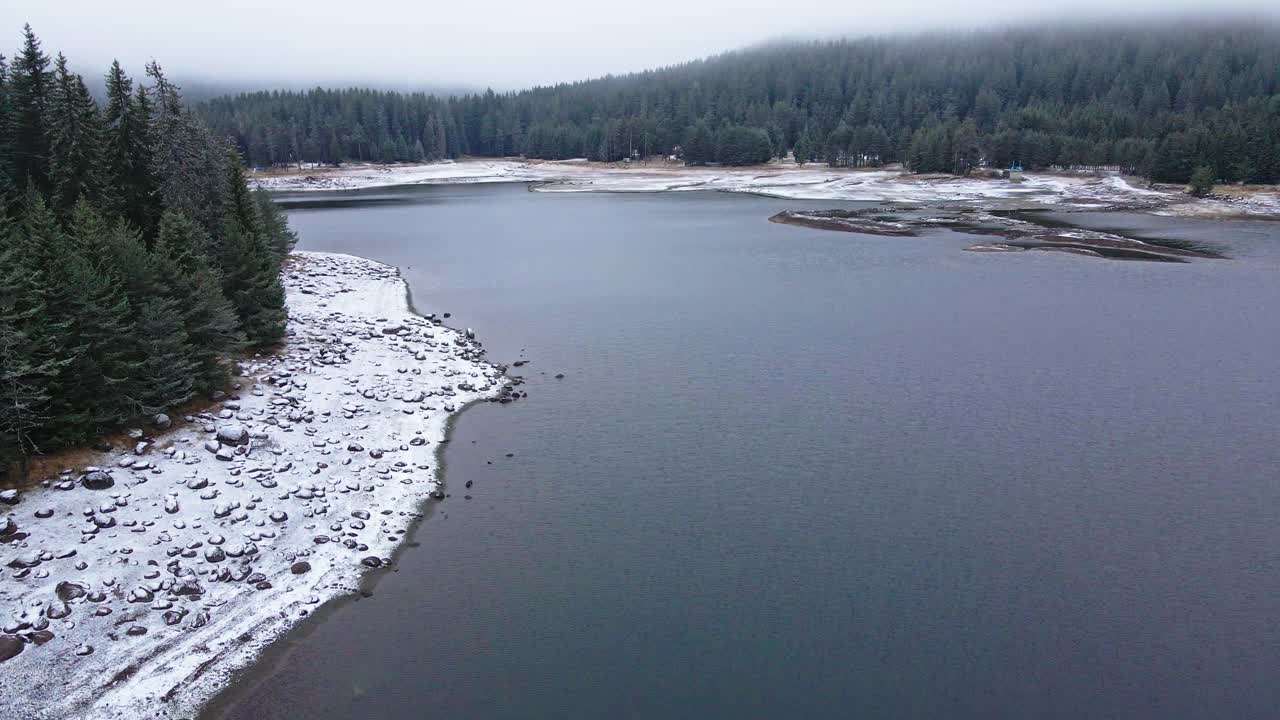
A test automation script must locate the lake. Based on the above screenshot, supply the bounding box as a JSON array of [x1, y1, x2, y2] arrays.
[[214, 183, 1280, 719]]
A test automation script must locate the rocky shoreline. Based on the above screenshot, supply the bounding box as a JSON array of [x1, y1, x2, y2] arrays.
[[0, 252, 506, 719]]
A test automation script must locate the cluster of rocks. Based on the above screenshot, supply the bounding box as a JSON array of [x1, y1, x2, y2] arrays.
[[0, 252, 506, 719], [771, 206, 1222, 263]]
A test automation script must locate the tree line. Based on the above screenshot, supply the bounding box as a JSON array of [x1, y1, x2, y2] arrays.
[[1, 26, 294, 478], [198, 22, 1280, 184]]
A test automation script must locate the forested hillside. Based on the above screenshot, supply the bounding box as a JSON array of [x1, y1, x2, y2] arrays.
[[0, 26, 295, 478], [199, 22, 1280, 183]]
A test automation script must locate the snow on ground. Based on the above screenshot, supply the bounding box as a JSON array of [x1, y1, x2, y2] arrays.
[[251, 159, 1280, 217], [250, 159, 546, 191], [0, 252, 505, 719], [1156, 188, 1280, 218]]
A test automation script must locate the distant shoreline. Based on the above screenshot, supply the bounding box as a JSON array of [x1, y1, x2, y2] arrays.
[[250, 158, 1280, 218]]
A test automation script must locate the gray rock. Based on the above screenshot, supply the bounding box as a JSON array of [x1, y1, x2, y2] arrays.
[[290, 561, 311, 574], [215, 446, 236, 462], [0, 517, 15, 536], [216, 423, 249, 446], [80, 470, 114, 490], [152, 413, 172, 429], [55, 582, 87, 602], [0, 634, 24, 663], [173, 579, 204, 597], [0, 489, 18, 505]]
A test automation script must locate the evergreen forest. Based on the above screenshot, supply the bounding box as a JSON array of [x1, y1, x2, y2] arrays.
[[0, 26, 295, 477], [198, 23, 1280, 183]]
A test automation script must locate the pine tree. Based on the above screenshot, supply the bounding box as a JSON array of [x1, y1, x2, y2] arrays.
[[253, 188, 296, 260], [684, 122, 712, 166], [154, 212, 243, 393], [103, 61, 161, 233], [133, 296, 196, 413], [0, 53, 13, 189], [12, 198, 96, 445], [48, 54, 107, 219], [0, 232, 60, 478], [1188, 165, 1216, 197], [215, 219, 287, 346], [8, 25, 52, 194]]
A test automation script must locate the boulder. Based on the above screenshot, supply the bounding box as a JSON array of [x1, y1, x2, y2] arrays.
[[80, 470, 114, 490], [215, 423, 249, 446], [152, 413, 172, 430], [0, 489, 18, 505], [55, 581, 87, 602], [0, 634, 23, 663]]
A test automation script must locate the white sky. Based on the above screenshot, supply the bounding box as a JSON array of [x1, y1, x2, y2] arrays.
[[3, 0, 1277, 91]]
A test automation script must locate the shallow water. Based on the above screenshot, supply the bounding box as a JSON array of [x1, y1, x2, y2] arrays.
[[219, 184, 1280, 719]]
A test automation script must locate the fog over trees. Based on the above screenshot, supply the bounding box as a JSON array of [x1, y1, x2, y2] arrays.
[[199, 23, 1280, 183]]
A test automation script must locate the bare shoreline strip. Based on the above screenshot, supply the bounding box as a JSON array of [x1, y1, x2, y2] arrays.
[[0, 251, 504, 719], [251, 159, 1280, 217]]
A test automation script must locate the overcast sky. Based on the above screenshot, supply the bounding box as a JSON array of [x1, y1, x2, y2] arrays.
[[4, 0, 1277, 91]]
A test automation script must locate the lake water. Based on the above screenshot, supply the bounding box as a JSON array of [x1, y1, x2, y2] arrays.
[[216, 183, 1280, 719]]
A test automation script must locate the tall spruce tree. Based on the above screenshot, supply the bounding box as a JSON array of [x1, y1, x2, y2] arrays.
[[133, 296, 197, 413], [8, 25, 51, 194], [48, 55, 107, 219], [154, 212, 243, 392]]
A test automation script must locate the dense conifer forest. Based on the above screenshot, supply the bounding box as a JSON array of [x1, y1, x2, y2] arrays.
[[199, 23, 1280, 183], [0, 26, 295, 478]]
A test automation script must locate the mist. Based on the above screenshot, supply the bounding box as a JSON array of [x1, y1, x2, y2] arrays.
[[3, 0, 1279, 92]]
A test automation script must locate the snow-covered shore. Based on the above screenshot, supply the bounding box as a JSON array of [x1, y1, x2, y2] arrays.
[[249, 159, 1280, 217], [0, 252, 505, 719]]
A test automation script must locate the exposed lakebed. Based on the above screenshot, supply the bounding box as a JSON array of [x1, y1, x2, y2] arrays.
[[207, 183, 1280, 720], [769, 207, 1226, 261]]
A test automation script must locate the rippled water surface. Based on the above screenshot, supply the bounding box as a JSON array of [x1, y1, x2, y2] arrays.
[[217, 184, 1280, 720]]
